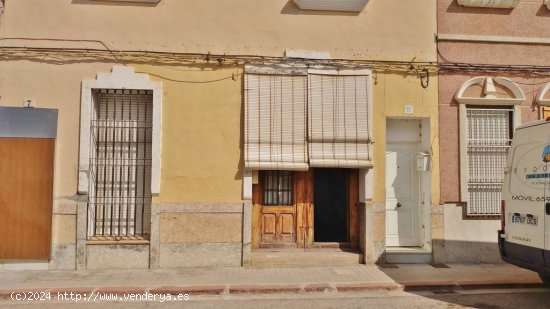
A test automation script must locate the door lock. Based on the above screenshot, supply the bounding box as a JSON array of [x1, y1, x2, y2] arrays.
[[396, 202, 402, 208], [546, 203, 550, 215]]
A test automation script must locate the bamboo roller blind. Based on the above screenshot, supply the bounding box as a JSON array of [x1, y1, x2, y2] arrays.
[[244, 66, 372, 170]]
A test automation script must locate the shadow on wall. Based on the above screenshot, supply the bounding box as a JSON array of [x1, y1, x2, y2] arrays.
[[446, 1, 513, 15], [236, 71, 245, 182], [536, 4, 550, 17], [280, 0, 361, 16], [374, 240, 502, 264], [71, 0, 160, 7]]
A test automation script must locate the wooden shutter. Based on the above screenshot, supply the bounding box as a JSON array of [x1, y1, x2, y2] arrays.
[[244, 72, 308, 171], [308, 69, 373, 168]]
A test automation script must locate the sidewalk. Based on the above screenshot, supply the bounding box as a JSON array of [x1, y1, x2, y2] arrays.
[[0, 263, 544, 297]]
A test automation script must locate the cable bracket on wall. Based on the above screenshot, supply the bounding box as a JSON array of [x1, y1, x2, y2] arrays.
[[421, 68, 429, 88]]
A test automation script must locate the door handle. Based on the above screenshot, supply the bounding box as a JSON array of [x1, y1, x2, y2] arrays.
[[546, 203, 550, 215], [396, 202, 402, 208]]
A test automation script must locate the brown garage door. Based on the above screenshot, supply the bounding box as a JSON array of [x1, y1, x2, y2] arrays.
[[0, 107, 57, 260]]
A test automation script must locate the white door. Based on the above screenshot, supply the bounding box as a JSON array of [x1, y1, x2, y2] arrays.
[[386, 142, 421, 247]]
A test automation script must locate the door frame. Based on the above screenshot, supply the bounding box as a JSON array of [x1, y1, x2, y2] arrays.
[[312, 168, 359, 248], [251, 169, 359, 250], [385, 118, 432, 250]]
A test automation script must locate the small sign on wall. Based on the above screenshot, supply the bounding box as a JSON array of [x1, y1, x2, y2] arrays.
[[404, 105, 414, 114]]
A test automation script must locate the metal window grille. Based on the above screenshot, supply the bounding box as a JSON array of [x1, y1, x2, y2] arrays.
[[466, 108, 513, 216], [87, 89, 153, 239], [262, 171, 294, 206]]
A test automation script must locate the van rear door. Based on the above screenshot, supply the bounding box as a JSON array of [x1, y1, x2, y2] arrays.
[[544, 140, 550, 265]]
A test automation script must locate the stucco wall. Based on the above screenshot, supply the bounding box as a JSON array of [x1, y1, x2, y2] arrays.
[[438, 0, 550, 39], [0, 0, 442, 267], [0, 0, 436, 62], [438, 73, 540, 203], [0, 61, 244, 268], [363, 71, 440, 263], [49, 213, 76, 270], [0, 61, 117, 197], [135, 64, 243, 203], [437, 0, 550, 66], [435, 1, 547, 263], [436, 72, 539, 262], [371, 72, 440, 205], [440, 203, 501, 263], [0, 61, 244, 203], [158, 208, 243, 267]]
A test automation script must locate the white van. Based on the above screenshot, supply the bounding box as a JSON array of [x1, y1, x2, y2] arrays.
[[499, 119, 550, 283]]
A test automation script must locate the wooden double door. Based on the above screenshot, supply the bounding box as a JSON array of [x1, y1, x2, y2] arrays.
[[252, 169, 359, 249]]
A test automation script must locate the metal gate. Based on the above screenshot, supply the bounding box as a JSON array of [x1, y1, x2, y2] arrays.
[[87, 89, 153, 239]]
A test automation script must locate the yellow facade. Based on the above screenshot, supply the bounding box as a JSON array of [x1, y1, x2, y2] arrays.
[[0, 0, 439, 268], [0, 0, 439, 204], [136, 65, 244, 203], [0, 0, 436, 62], [371, 72, 440, 205]]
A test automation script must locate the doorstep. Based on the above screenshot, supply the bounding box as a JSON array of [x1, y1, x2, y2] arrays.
[[385, 247, 432, 264], [251, 248, 364, 266]]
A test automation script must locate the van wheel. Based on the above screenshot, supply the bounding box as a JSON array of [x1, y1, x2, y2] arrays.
[[539, 273, 550, 285]]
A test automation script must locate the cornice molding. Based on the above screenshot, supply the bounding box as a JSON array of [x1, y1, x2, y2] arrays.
[[455, 77, 525, 105], [536, 82, 550, 106]]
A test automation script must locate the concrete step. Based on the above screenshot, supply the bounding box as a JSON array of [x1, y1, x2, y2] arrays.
[[251, 248, 364, 266], [385, 247, 432, 264]]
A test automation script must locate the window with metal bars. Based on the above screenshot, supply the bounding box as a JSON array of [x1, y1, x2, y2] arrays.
[[466, 108, 513, 217], [262, 171, 294, 206], [87, 89, 152, 240]]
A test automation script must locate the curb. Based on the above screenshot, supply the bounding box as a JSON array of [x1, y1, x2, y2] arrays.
[[150, 286, 226, 295], [229, 284, 302, 294], [0, 280, 545, 299], [400, 280, 545, 292], [335, 283, 400, 292]]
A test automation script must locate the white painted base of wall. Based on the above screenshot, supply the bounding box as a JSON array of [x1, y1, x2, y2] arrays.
[[0, 260, 49, 271], [439, 203, 502, 263], [385, 247, 432, 264]]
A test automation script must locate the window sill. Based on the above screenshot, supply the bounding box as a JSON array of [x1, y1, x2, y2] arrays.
[[457, 0, 519, 9], [86, 236, 150, 245], [94, 0, 160, 3], [293, 0, 368, 12], [463, 214, 501, 220]]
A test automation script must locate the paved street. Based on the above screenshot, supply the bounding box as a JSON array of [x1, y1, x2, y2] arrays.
[[0, 263, 546, 308], [0, 264, 550, 309], [0, 264, 541, 292], [1, 287, 549, 308]]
